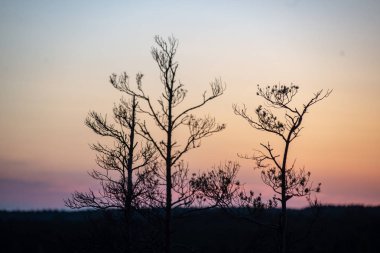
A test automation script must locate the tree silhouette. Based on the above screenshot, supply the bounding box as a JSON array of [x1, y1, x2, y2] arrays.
[[190, 162, 242, 208], [190, 160, 278, 232], [65, 93, 157, 253], [110, 35, 226, 253], [233, 84, 331, 253]]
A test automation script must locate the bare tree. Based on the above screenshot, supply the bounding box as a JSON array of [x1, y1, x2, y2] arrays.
[[233, 84, 331, 253], [110, 35, 226, 253], [65, 93, 157, 253], [190, 161, 277, 227], [190, 161, 242, 208]]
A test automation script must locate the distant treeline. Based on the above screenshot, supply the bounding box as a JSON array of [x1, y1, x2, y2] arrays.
[[1, 205, 379, 253]]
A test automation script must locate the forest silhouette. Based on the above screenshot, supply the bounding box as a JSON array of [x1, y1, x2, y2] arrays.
[[1, 206, 379, 253]]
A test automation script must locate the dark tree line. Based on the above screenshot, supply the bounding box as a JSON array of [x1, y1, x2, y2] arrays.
[[66, 35, 331, 253]]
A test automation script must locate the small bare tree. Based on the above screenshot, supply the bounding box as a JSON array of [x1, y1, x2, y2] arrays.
[[190, 162, 242, 208], [65, 93, 157, 253], [110, 35, 226, 253], [190, 161, 277, 226], [233, 84, 331, 253]]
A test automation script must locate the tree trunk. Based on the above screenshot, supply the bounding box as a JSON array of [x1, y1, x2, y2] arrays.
[[165, 92, 173, 253], [280, 196, 287, 253], [125, 95, 137, 253], [165, 160, 172, 253], [280, 140, 290, 253]]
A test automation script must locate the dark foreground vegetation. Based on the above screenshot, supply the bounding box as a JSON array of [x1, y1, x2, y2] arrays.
[[0, 205, 379, 253]]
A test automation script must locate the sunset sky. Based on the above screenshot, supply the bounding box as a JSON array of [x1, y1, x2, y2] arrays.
[[1, 0, 379, 210]]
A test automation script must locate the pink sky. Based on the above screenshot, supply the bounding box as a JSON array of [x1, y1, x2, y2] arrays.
[[0, 0, 379, 210]]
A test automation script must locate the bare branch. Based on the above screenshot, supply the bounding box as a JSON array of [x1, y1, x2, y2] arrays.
[[173, 78, 225, 125]]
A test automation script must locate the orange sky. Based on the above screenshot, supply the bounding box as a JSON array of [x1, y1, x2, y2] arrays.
[[0, 0, 379, 209]]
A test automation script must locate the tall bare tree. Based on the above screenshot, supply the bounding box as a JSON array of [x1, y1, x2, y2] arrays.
[[110, 35, 226, 253], [65, 93, 157, 253], [233, 84, 331, 253]]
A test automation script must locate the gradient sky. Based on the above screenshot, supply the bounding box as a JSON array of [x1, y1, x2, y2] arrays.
[[1, 0, 379, 210]]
